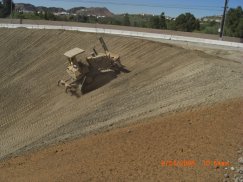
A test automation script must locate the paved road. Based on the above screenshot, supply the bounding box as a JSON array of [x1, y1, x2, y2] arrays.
[[0, 19, 243, 48]]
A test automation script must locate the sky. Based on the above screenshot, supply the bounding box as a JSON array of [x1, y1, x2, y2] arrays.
[[13, 0, 243, 18]]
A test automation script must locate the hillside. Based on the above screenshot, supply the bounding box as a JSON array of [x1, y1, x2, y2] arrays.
[[0, 28, 242, 162], [15, 3, 36, 12], [14, 3, 113, 16], [36, 6, 66, 13], [69, 7, 113, 16], [15, 3, 65, 13]]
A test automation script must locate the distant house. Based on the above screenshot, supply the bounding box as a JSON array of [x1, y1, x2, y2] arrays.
[[165, 16, 174, 20], [97, 15, 105, 18], [22, 10, 34, 13], [202, 16, 222, 23], [54, 12, 70, 16]]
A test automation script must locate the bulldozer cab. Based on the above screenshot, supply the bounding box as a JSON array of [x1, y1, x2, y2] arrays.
[[64, 48, 89, 80], [64, 48, 85, 65]]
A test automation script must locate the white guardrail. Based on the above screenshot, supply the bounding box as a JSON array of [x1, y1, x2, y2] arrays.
[[1, 23, 243, 48]]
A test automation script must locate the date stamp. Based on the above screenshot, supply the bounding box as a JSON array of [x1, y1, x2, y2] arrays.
[[161, 160, 230, 167], [202, 160, 230, 167], [161, 160, 196, 167]]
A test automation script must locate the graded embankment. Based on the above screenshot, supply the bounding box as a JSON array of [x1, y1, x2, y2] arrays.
[[0, 28, 242, 160]]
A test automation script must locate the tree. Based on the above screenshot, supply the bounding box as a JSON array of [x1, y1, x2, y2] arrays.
[[236, 18, 243, 38], [166, 19, 176, 30], [225, 6, 243, 38], [150, 15, 160, 29], [46, 11, 56, 21], [43, 10, 56, 20], [175, 13, 200, 32], [44, 10, 48, 20], [0, 2, 4, 17], [123, 13, 130, 26], [134, 21, 138, 27], [159, 12, 167, 29], [76, 15, 88, 23], [39, 11, 44, 19], [0, 0, 15, 18]]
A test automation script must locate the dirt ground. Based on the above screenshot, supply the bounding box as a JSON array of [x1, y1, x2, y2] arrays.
[[0, 28, 242, 181], [0, 98, 242, 181]]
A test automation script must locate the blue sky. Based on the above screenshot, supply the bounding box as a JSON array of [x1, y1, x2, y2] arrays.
[[13, 0, 243, 18]]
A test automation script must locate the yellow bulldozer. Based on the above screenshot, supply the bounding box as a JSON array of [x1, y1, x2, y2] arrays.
[[58, 37, 127, 96]]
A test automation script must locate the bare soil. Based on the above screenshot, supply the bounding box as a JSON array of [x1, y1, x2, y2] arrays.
[[0, 28, 242, 181], [0, 98, 242, 181]]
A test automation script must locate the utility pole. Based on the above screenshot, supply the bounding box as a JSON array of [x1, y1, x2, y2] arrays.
[[219, 0, 229, 40]]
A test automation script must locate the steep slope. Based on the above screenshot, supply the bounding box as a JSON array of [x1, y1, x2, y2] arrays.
[[0, 28, 242, 160]]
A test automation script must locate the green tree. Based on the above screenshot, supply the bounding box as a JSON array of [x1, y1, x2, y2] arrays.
[[236, 18, 243, 38], [0, 0, 15, 18], [150, 13, 167, 29], [209, 20, 217, 26], [159, 12, 167, 29], [76, 15, 88, 23], [175, 13, 200, 32], [225, 6, 243, 38], [47, 11, 56, 20], [0, 2, 4, 17], [43, 10, 56, 21], [150, 15, 160, 29], [166, 19, 176, 30], [113, 19, 122, 25], [39, 11, 44, 19], [44, 10, 48, 20], [123, 13, 130, 26]]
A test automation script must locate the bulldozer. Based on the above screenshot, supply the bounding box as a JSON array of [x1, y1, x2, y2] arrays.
[[58, 37, 126, 96]]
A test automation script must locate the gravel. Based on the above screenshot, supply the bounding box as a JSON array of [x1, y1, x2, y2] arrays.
[[238, 157, 243, 165]]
